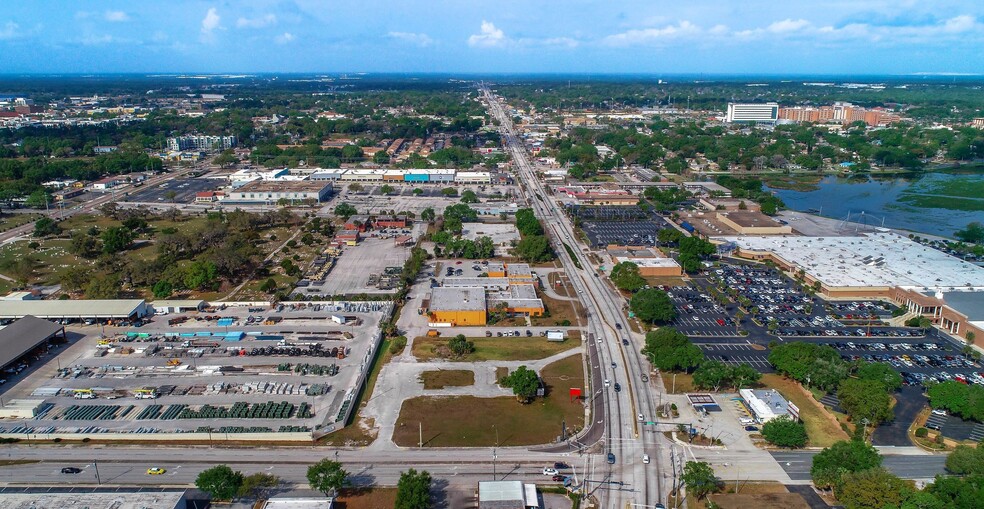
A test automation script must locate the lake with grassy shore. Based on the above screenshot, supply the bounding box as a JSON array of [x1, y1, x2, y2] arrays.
[[766, 169, 984, 238]]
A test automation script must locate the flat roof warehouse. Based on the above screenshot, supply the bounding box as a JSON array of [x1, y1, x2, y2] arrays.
[[0, 299, 150, 320], [727, 233, 984, 290]]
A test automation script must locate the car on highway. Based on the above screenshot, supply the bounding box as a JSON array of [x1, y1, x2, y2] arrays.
[[542, 467, 558, 476], [613, 382, 621, 392], [638, 414, 644, 422], [554, 462, 570, 469], [615, 323, 622, 330], [604, 379, 610, 387], [643, 454, 651, 464], [551, 474, 566, 481], [607, 453, 616, 464], [622, 338, 629, 345], [146, 467, 166, 475], [611, 362, 616, 368], [61, 467, 82, 474], [744, 426, 759, 432], [641, 374, 649, 382]]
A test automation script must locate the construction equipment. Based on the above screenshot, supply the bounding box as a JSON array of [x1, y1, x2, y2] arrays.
[[73, 389, 95, 400], [134, 388, 158, 400], [166, 359, 182, 366]]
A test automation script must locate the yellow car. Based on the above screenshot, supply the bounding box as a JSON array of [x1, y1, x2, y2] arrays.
[[146, 467, 166, 475]]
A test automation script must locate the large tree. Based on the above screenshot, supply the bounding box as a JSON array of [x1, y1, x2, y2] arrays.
[[500, 365, 540, 403], [101, 226, 134, 254], [946, 445, 984, 475], [768, 342, 848, 392], [810, 440, 882, 489], [306, 458, 347, 497], [630, 288, 677, 324], [514, 235, 554, 262], [395, 468, 432, 509], [761, 416, 808, 448], [855, 362, 903, 391], [195, 465, 244, 501], [641, 327, 704, 372], [836, 467, 913, 509], [610, 262, 647, 292], [955, 221, 984, 244], [681, 461, 718, 500], [837, 378, 894, 425], [692, 360, 732, 392]]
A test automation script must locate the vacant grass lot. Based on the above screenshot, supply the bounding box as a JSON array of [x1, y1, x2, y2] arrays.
[[665, 372, 698, 394], [393, 354, 584, 447], [412, 336, 579, 362], [420, 369, 475, 389], [761, 374, 849, 447], [0, 213, 42, 232]]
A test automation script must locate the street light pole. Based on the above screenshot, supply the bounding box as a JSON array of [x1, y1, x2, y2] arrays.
[[492, 424, 498, 481]]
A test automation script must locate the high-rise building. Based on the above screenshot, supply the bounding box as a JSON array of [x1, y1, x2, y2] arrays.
[[725, 103, 779, 124], [166, 135, 237, 152]]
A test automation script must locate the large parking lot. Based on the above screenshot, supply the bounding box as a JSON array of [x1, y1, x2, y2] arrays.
[[0, 302, 390, 439], [126, 177, 222, 204], [581, 220, 667, 248]]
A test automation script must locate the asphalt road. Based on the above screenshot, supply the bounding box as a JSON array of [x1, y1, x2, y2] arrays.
[[770, 450, 947, 481], [486, 87, 665, 508]]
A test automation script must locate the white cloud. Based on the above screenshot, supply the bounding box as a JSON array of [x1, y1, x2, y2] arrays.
[[767, 19, 810, 33], [603, 21, 701, 46], [237, 14, 277, 29], [201, 7, 221, 39], [0, 21, 19, 40], [104, 10, 129, 22], [275, 32, 295, 44], [468, 20, 506, 48], [388, 31, 434, 47], [466, 21, 578, 49]]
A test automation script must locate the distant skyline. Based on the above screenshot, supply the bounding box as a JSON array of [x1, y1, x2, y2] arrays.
[[1, 1, 983, 74]]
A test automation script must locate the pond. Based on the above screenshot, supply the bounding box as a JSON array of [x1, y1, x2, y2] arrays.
[[766, 170, 984, 238]]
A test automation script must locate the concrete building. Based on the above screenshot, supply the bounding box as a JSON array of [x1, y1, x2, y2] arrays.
[[684, 181, 731, 197], [0, 299, 150, 321], [609, 247, 683, 277], [443, 277, 511, 290], [455, 171, 492, 184], [893, 288, 984, 344], [726, 103, 779, 124], [0, 489, 191, 509], [575, 193, 638, 206], [150, 300, 207, 314], [478, 480, 540, 509], [262, 496, 333, 509], [194, 191, 221, 203], [0, 316, 65, 370], [91, 177, 121, 190], [488, 284, 544, 317], [740, 388, 799, 423], [716, 211, 792, 235], [375, 215, 408, 228], [167, 135, 237, 152], [486, 261, 507, 277], [506, 263, 535, 284], [428, 287, 487, 326], [973, 118, 984, 129], [226, 180, 333, 204]]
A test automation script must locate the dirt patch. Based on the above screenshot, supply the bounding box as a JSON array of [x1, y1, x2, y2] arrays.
[[708, 493, 810, 509], [412, 336, 580, 362], [420, 369, 475, 389], [335, 487, 398, 509]]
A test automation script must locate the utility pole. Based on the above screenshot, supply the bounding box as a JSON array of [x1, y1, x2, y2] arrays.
[[492, 424, 498, 481], [418, 422, 422, 448]]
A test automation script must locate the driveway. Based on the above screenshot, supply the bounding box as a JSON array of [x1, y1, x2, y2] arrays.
[[871, 386, 923, 446]]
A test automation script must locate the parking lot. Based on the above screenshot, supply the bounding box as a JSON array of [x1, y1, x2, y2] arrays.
[[0, 302, 391, 439], [126, 177, 222, 204], [581, 220, 667, 248]]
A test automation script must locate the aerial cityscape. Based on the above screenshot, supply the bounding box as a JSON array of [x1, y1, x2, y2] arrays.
[[0, 2, 983, 509]]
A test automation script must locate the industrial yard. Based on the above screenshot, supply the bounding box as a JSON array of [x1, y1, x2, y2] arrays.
[[0, 300, 392, 442]]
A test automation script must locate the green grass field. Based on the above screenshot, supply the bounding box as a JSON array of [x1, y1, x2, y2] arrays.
[[412, 336, 580, 362], [898, 193, 984, 212], [419, 370, 475, 389], [392, 354, 585, 447]]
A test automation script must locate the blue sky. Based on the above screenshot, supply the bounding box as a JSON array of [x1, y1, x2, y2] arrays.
[[1, 1, 983, 74]]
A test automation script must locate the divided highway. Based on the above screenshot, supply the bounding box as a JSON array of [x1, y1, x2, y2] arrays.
[[484, 86, 667, 508]]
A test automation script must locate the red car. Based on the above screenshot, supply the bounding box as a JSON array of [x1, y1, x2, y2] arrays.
[[552, 475, 566, 482]]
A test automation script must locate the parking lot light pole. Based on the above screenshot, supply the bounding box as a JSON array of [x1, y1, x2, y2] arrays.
[[492, 424, 498, 481]]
